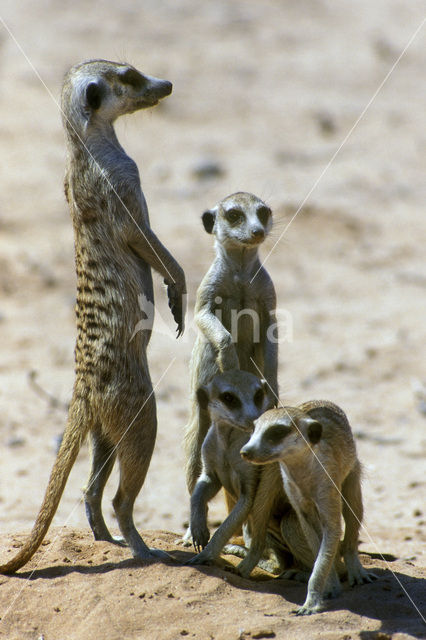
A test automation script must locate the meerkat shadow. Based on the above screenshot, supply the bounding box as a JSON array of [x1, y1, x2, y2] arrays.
[[329, 566, 425, 639], [7, 554, 179, 581], [183, 558, 425, 637]]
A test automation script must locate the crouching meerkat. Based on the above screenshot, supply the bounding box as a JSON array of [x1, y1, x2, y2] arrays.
[[241, 402, 377, 615], [0, 59, 186, 574], [187, 371, 289, 576], [184, 192, 278, 526]]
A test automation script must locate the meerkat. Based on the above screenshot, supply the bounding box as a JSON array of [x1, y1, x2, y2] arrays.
[[241, 402, 376, 615], [187, 370, 289, 576], [0, 59, 186, 574], [184, 192, 278, 526]]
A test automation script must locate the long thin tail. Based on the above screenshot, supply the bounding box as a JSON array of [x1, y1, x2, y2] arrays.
[[0, 416, 85, 574]]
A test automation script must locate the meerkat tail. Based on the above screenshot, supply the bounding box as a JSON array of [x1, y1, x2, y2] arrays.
[[0, 416, 86, 574]]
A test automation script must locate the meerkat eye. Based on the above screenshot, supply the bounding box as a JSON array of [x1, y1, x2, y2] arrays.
[[257, 206, 271, 226], [253, 388, 265, 408], [265, 424, 291, 445], [119, 68, 146, 90], [219, 392, 242, 409], [225, 208, 244, 225]]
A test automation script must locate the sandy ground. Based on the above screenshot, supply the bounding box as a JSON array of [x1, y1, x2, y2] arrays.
[[0, 1, 425, 638]]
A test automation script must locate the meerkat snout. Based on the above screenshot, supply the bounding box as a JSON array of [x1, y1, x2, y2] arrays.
[[251, 227, 265, 241], [151, 78, 172, 98], [240, 446, 254, 461]]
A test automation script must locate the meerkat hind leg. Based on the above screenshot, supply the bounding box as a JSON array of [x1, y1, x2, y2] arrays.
[[280, 509, 341, 615], [84, 427, 125, 546], [112, 409, 171, 561], [341, 465, 377, 585], [182, 406, 212, 547], [279, 510, 315, 582]]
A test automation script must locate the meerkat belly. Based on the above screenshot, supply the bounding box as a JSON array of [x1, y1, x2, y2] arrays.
[[279, 467, 313, 517], [217, 463, 243, 502], [217, 449, 255, 503], [219, 291, 263, 369], [74, 238, 153, 391]]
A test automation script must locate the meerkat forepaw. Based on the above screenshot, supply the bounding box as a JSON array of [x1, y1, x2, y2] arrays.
[[345, 553, 377, 586], [165, 279, 186, 337], [190, 525, 210, 553], [348, 566, 377, 586], [294, 600, 324, 616]]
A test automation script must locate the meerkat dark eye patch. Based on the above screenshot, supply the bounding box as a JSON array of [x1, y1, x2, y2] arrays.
[[119, 68, 146, 90], [265, 424, 292, 445], [253, 388, 265, 408], [86, 82, 104, 110], [307, 420, 322, 444], [256, 206, 271, 226], [219, 392, 242, 409], [196, 386, 210, 411], [225, 208, 244, 225]]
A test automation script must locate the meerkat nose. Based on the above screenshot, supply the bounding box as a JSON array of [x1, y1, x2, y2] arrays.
[[160, 80, 173, 97], [251, 228, 265, 240], [240, 446, 251, 460]]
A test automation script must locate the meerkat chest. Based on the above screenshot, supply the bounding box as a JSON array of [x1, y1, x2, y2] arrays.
[[220, 459, 256, 500], [215, 279, 265, 334], [219, 462, 242, 498], [215, 432, 254, 497], [279, 464, 314, 518]]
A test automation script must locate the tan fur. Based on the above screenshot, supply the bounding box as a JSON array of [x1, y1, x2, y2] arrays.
[[187, 371, 289, 576], [241, 401, 376, 615], [0, 59, 186, 574], [183, 192, 278, 522]]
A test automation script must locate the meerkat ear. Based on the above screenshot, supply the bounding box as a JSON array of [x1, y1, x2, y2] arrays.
[[304, 419, 322, 444], [201, 210, 216, 234], [260, 379, 276, 408], [196, 386, 210, 411], [86, 81, 103, 110]]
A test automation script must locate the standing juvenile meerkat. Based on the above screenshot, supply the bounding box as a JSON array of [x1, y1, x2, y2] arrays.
[[0, 59, 186, 574], [187, 370, 288, 576], [241, 401, 376, 615], [184, 192, 278, 506]]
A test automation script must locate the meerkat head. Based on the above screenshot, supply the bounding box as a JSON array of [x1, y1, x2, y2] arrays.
[[196, 370, 270, 432], [62, 59, 172, 133], [240, 407, 322, 464], [201, 192, 272, 250]]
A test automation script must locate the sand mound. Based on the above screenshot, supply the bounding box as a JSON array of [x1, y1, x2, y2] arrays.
[[0, 528, 424, 640]]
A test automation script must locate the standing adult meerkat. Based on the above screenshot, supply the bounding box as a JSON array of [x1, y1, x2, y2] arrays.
[[0, 59, 186, 574], [241, 401, 376, 615], [184, 192, 278, 505]]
